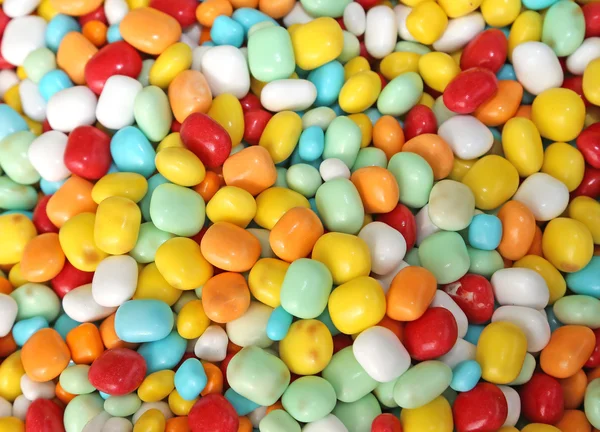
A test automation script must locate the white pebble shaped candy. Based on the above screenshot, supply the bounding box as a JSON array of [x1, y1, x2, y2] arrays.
[[101, 417, 133, 432], [0, 294, 18, 337], [513, 172, 569, 221], [82, 411, 112, 432], [343, 2, 366, 37], [226, 302, 272, 348], [181, 24, 201, 50], [0, 70, 20, 99], [512, 42, 563, 95], [428, 180, 475, 232], [63, 284, 117, 323], [12, 395, 31, 421], [567, 38, 600, 75], [491, 268, 550, 309], [365, 6, 397, 59], [438, 115, 494, 159], [132, 402, 173, 424], [47, 86, 98, 133], [96, 75, 143, 130], [0, 397, 12, 418], [104, 0, 129, 26], [92, 255, 138, 308], [433, 13, 485, 53], [353, 326, 411, 382], [492, 306, 551, 353], [20, 375, 55, 401], [283, 2, 313, 27], [191, 46, 211, 72], [319, 158, 351, 182], [18, 79, 46, 122], [27, 131, 71, 182], [430, 290, 468, 338], [302, 414, 349, 432], [358, 222, 407, 276], [260, 80, 317, 112], [1, 16, 47, 66], [201, 46, 250, 99], [437, 338, 476, 369], [194, 325, 229, 362], [249, 406, 267, 428], [499, 386, 521, 428], [3, 0, 40, 17], [415, 204, 441, 246], [394, 5, 416, 42]]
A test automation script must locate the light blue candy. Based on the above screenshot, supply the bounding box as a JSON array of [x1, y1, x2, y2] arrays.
[[40, 177, 68, 195], [523, 0, 559, 9], [468, 214, 502, 250], [38, 70, 74, 102], [53, 314, 81, 340], [99, 392, 111, 400], [0, 105, 28, 141], [266, 306, 293, 341], [45, 15, 81, 52], [225, 388, 261, 416], [175, 358, 207, 401], [309, 197, 319, 218], [566, 256, 600, 298], [107, 24, 123, 43], [211, 16, 245, 48], [364, 107, 382, 125], [13, 317, 49, 346], [140, 174, 169, 222], [545, 306, 563, 332], [298, 127, 325, 162], [115, 300, 174, 343], [231, 8, 278, 35], [2, 210, 33, 219], [522, 90, 535, 105], [316, 307, 340, 336], [329, 102, 346, 116], [290, 146, 321, 170], [450, 360, 482, 392], [496, 64, 516, 81], [464, 324, 486, 345], [110, 126, 156, 178], [308, 61, 345, 107], [137, 330, 186, 374]]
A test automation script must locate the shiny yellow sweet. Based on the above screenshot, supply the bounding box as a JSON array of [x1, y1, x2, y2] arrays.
[[0, 417, 24, 432], [0, 214, 36, 265], [37, 0, 60, 20], [583, 58, 600, 106], [521, 425, 561, 432], [137, 370, 175, 403], [568, 196, 600, 244], [461, 155, 519, 210], [134, 263, 181, 305], [379, 52, 421, 80], [406, 1, 448, 45], [400, 396, 453, 432], [259, 111, 303, 164], [91, 172, 148, 204], [532, 88, 586, 142], [94, 196, 141, 255], [399, 0, 429, 6], [418, 52, 460, 92], [177, 300, 211, 339], [16, 67, 26, 81], [157, 132, 184, 152], [513, 255, 566, 304], [149, 42, 193, 89], [508, 11, 543, 60], [254, 187, 310, 230], [155, 147, 206, 187], [168, 389, 197, 416], [312, 232, 371, 285], [8, 263, 27, 288], [206, 186, 257, 228], [338, 71, 382, 114], [476, 322, 527, 384], [542, 217, 594, 273], [481, 0, 521, 27], [418, 92, 435, 108], [290, 17, 344, 70], [24, 117, 43, 136], [208, 93, 244, 146], [501, 117, 544, 177], [127, 0, 150, 8], [279, 319, 333, 375], [437, 0, 481, 17], [0, 351, 25, 402], [4, 85, 22, 114], [59, 213, 108, 272], [343, 56, 370, 81], [348, 113, 373, 148], [247, 258, 289, 308], [133, 408, 166, 432], [449, 157, 477, 182], [541, 142, 585, 192], [155, 237, 213, 290], [250, 76, 267, 98]]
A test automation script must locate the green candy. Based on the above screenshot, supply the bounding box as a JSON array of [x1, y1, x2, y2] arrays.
[[586, 378, 600, 429], [23, 48, 56, 84], [275, 167, 288, 188], [395, 41, 431, 55], [432, 96, 457, 126], [104, 393, 142, 417], [0, 176, 38, 210], [351, 148, 388, 172], [280, 258, 332, 319], [11, 283, 60, 322], [322, 346, 377, 403], [338, 31, 360, 64], [63, 393, 104, 432], [404, 248, 420, 267], [137, 59, 154, 87], [323, 116, 362, 168], [286, 164, 322, 198], [374, 378, 400, 408], [467, 247, 504, 278], [393, 361, 452, 409], [419, 231, 470, 284], [134, 85, 172, 142], [302, 107, 336, 130], [553, 295, 600, 328], [129, 222, 174, 264], [508, 352, 536, 386], [300, 0, 352, 17], [542, 1, 585, 57], [0, 132, 40, 185], [333, 393, 382, 432], [150, 183, 205, 237], [315, 178, 364, 235], [248, 26, 295, 83], [377, 72, 423, 116], [388, 152, 433, 208], [59, 365, 95, 395], [259, 409, 301, 432], [282, 376, 336, 423]]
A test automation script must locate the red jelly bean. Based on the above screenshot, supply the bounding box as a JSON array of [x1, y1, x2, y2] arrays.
[[576, 123, 600, 169], [180, 113, 233, 168], [51, 260, 94, 299], [371, 413, 402, 432], [79, 5, 108, 26], [88, 348, 147, 396], [562, 76, 590, 107], [33, 195, 59, 234], [84, 41, 143, 95], [0, 52, 14, 69], [243, 110, 272, 146], [171, 119, 182, 132], [583, 2, 600, 38], [519, 372, 565, 425], [0, 8, 10, 38], [355, 0, 381, 11], [333, 333, 354, 354], [403, 307, 458, 361], [64, 126, 112, 180], [25, 399, 65, 432], [220, 352, 235, 390], [403, 105, 437, 141], [440, 274, 494, 324], [453, 383, 508, 432], [42, 119, 52, 133], [375, 203, 417, 251], [460, 29, 507, 73], [239, 93, 262, 113], [586, 328, 600, 368], [150, 0, 198, 27], [572, 165, 600, 199], [443, 68, 498, 114], [188, 394, 239, 432]]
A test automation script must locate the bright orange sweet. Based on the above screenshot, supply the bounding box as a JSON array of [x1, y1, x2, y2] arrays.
[[201, 362, 223, 396], [196, 0, 233, 27], [497, 200, 537, 261], [82, 20, 108, 47], [166, 416, 192, 432], [200, 222, 261, 272], [372, 115, 405, 160], [120, 7, 182, 55], [99, 313, 137, 350], [560, 370, 588, 410], [194, 170, 224, 203], [350, 166, 400, 214], [237, 416, 253, 432], [201, 272, 251, 323], [21, 328, 71, 382], [20, 233, 65, 283], [386, 266, 437, 321], [258, 0, 295, 18], [66, 323, 104, 365], [474, 80, 523, 127], [222, 146, 277, 196], [269, 207, 324, 263], [402, 133, 454, 180], [50, 0, 104, 16], [168, 70, 213, 123], [541, 325, 596, 379], [46, 176, 97, 228], [56, 32, 98, 85], [554, 410, 592, 432]]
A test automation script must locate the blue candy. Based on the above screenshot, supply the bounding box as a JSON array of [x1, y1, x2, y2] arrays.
[[316, 307, 340, 336], [45, 15, 81, 52], [53, 314, 80, 340], [496, 64, 516, 81], [40, 177, 68, 195], [266, 306, 293, 341], [0, 105, 28, 141], [225, 388, 260, 416], [464, 324, 486, 345], [299, 126, 325, 162], [107, 24, 123, 43], [137, 330, 186, 374], [115, 300, 174, 343], [545, 306, 563, 332], [211, 16, 245, 48], [38, 70, 74, 102], [110, 126, 156, 178], [566, 256, 600, 298], [523, 0, 560, 10], [450, 360, 482, 392], [13, 317, 49, 346], [308, 61, 345, 107], [468, 214, 503, 251], [175, 358, 207, 401], [231, 8, 278, 35]]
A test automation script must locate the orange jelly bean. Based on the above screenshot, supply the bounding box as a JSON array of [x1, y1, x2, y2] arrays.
[[56, 32, 98, 85], [201, 272, 251, 323], [237, 416, 253, 432], [402, 133, 454, 180], [0, 277, 12, 295], [372, 115, 405, 160], [194, 170, 224, 203], [66, 323, 104, 364], [82, 20, 108, 47], [540, 325, 596, 379], [19, 233, 65, 283], [0, 332, 17, 358], [99, 313, 137, 350], [474, 80, 524, 127], [200, 222, 261, 272], [527, 226, 544, 257], [55, 381, 76, 404], [497, 200, 537, 261], [222, 146, 277, 196], [259, 0, 295, 18], [166, 416, 191, 432], [269, 207, 324, 262], [46, 176, 97, 228], [266, 401, 284, 414], [377, 315, 405, 343], [350, 166, 400, 214], [50, 0, 104, 16], [21, 328, 71, 382], [554, 410, 592, 432], [168, 70, 213, 124], [120, 7, 182, 55], [196, 0, 233, 27], [560, 370, 588, 410], [386, 266, 437, 321], [515, 105, 533, 120], [201, 362, 223, 396], [230, 0, 259, 7]]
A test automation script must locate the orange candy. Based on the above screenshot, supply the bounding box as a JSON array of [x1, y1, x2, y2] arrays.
[[196, 0, 233, 27], [386, 266, 437, 321], [50, 0, 104, 16], [372, 115, 405, 160], [82, 20, 108, 47], [19, 233, 65, 283], [560, 370, 588, 410], [222, 146, 277, 196], [474, 80, 523, 127], [238, 417, 253, 432], [21, 328, 71, 382], [168, 70, 213, 123], [120, 8, 182, 55], [55, 381, 76, 404], [515, 105, 532, 120], [201, 362, 223, 396], [0, 332, 17, 358], [99, 313, 137, 350], [56, 32, 98, 85], [526, 226, 544, 257], [497, 200, 537, 261], [269, 207, 324, 262], [201, 272, 251, 323], [266, 401, 284, 414], [194, 170, 224, 202], [200, 222, 261, 272], [230, 0, 259, 7], [46, 176, 97, 228], [0, 277, 13, 295], [555, 410, 592, 432], [350, 166, 400, 214], [377, 315, 404, 343], [402, 133, 454, 180], [258, 0, 295, 18], [540, 325, 596, 379], [66, 323, 104, 364], [166, 417, 191, 432]]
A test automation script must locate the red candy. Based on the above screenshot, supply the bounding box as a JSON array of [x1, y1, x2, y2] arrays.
[[403, 307, 458, 361], [371, 413, 402, 432], [25, 399, 65, 432], [333, 333, 354, 354], [443, 68, 499, 114], [32, 195, 59, 234], [355, 0, 382, 11], [88, 348, 147, 395], [576, 123, 600, 169], [239, 93, 262, 113], [586, 328, 600, 368], [51, 260, 94, 299], [64, 126, 112, 180], [84, 41, 143, 95], [150, 0, 198, 27], [452, 383, 508, 432], [243, 110, 272, 146], [403, 105, 437, 141], [572, 165, 600, 199], [441, 274, 495, 324], [188, 394, 239, 432], [0, 8, 10, 38], [562, 76, 589, 107], [460, 29, 508, 73], [519, 372, 565, 425], [79, 5, 108, 26], [375, 203, 417, 251], [180, 113, 233, 168], [583, 2, 600, 38]]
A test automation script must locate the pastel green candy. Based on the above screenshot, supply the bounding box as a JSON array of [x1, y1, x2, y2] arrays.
[[542, 1, 585, 57], [0, 131, 40, 185], [259, 409, 301, 432], [508, 352, 536, 386], [315, 178, 364, 235], [11, 283, 60, 322], [404, 248, 420, 267], [286, 164, 322, 198], [387, 152, 433, 208], [322, 346, 377, 403], [0, 176, 38, 210], [150, 183, 205, 237], [377, 72, 423, 116], [374, 377, 399, 408], [230, 143, 245, 156], [351, 147, 388, 172], [553, 295, 600, 328], [247, 21, 277, 38], [137, 59, 154, 87], [59, 365, 95, 395], [280, 258, 332, 319], [302, 107, 336, 130], [129, 222, 174, 264], [432, 96, 457, 125], [64, 393, 104, 432], [337, 31, 360, 64], [323, 116, 362, 168], [134, 85, 172, 142], [227, 346, 290, 406], [393, 361, 452, 409], [467, 247, 504, 279], [395, 41, 431, 55], [23, 48, 57, 84], [104, 393, 142, 417], [248, 26, 295, 83], [419, 231, 470, 284], [586, 378, 600, 429], [275, 167, 288, 188], [428, 180, 475, 231], [300, 0, 352, 17], [282, 376, 337, 423], [332, 393, 382, 432]]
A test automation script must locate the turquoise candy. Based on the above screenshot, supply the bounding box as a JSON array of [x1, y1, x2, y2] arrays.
[[275, 167, 288, 188], [129, 222, 174, 264], [259, 410, 301, 432], [418, 231, 471, 284], [351, 147, 388, 172], [211, 16, 245, 47], [298, 126, 325, 162], [11, 283, 60, 322], [393, 361, 452, 409], [23, 48, 57, 84], [468, 214, 502, 251], [110, 126, 156, 178], [282, 376, 337, 423], [586, 378, 600, 429], [286, 163, 322, 198], [291, 146, 321, 170], [280, 258, 333, 320], [115, 299, 174, 343], [315, 178, 365, 235], [137, 330, 187, 374], [395, 41, 431, 54], [542, 1, 585, 57], [175, 358, 207, 401], [231, 8, 278, 34], [566, 256, 600, 298], [149, 183, 205, 237], [300, 0, 352, 17], [316, 307, 340, 336], [523, 0, 559, 9], [464, 324, 485, 345], [553, 295, 600, 328], [467, 247, 504, 278], [302, 107, 337, 130], [63, 393, 104, 432], [308, 61, 345, 107], [12, 316, 49, 346], [450, 360, 482, 392], [374, 378, 399, 408], [323, 116, 362, 168], [133, 86, 172, 142], [322, 346, 377, 403], [225, 388, 260, 416], [248, 26, 295, 82], [497, 64, 517, 81], [0, 105, 28, 141], [333, 393, 382, 432], [53, 314, 80, 340], [140, 174, 169, 221], [0, 176, 38, 210], [104, 393, 142, 417], [377, 72, 423, 116], [364, 107, 382, 124], [388, 152, 434, 208], [38, 70, 73, 101], [107, 24, 123, 43], [508, 352, 536, 386], [545, 306, 563, 332], [0, 131, 40, 185], [45, 14, 81, 52], [266, 306, 293, 341], [40, 178, 67, 195], [60, 365, 96, 395]]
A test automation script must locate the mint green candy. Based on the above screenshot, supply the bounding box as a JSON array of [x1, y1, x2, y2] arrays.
[[388, 152, 433, 208], [352, 148, 388, 172], [338, 32, 360, 64], [315, 178, 364, 235], [542, 1, 585, 57], [0, 176, 38, 210], [150, 183, 205, 237], [553, 295, 600, 328], [280, 259, 332, 319], [395, 41, 431, 55], [64, 393, 104, 432], [59, 365, 95, 395], [137, 59, 154, 87], [248, 26, 295, 83], [467, 247, 504, 278], [134, 85, 172, 142], [286, 164, 322, 198], [282, 376, 336, 422], [404, 248, 420, 267], [23, 48, 56, 84], [130, 222, 174, 264], [0, 131, 40, 185], [377, 72, 423, 116], [333, 393, 382, 432], [322, 346, 377, 403], [259, 409, 301, 432], [300, 0, 352, 17], [374, 378, 399, 408], [323, 116, 361, 168], [248, 21, 277, 38], [275, 167, 288, 188], [393, 361, 452, 409], [302, 107, 336, 130], [11, 283, 60, 322], [104, 393, 142, 417], [432, 96, 457, 125], [508, 352, 536, 386], [419, 231, 470, 284], [586, 378, 600, 429]]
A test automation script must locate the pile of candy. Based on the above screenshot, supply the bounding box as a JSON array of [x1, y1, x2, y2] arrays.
[[0, 0, 600, 431]]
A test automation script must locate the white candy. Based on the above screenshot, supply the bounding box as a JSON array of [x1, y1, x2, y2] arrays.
[[437, 338, 476, 369], [492, 306, 551, 352], [260, 79, 317, 112], [18, 79, 46, 122], [249, 406, 267, 428], [430, 290, 469, 338], [373, 261, 410, 294], [358, 222, 407, 276], [0, 70, 20, 99], [132, 402, 173, 424], [433, 13, 485, 53], [226, 302, 272, 348], [102, 417, 133, 432], [365, 6, 397, 59], [343, 2, 366, 37], [96, 75, 143, 130], [415, 204, 441, 246], [319, 158, 350, 182], [180, 24, 201, 49], [0, 294, 18, 338], [353, 326, 411, 382], [499, 385, 521, 428], [194, 325, 228, 362], [491, 268, 550, 309], [27, 131, 71, 182], [191, 46, 211, 72], [92, 255, 138, 308], [428, 180, 475, 231], [104, 0, 129, 25], [283, 2, 313, 27], [63, 284, 117, 323], [201, 46, 250, 99], [302, 414, 349, 432], [0, 396, 12, 418], [3, 0, 40, 17], [438, 115, 494, 159], [1, 16, 47, 66], [12, 395, 31, 421], [513, 172, 570, 221], [567, 37, 600, 75], [83, 411, 112, 432], [393, 5, 416, 42], [47, 86, 98, 133], [20, 375, 55, 401], [513, 42, 563, 95]]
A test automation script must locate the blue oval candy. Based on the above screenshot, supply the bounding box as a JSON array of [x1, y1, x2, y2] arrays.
[[38, 70, 74, 102], [13, 317, 49, 346], [566, 256, 600, 298], [468, 214, 502, 251], [266, 306, 293, 341], [45, 15, 81, 52], [110, 126, 156, 178], [298, 126, 325, 162], [115, 300, 174, 343], [450, 360, 482, 392], [137, 330, 186, 374], [175, 358, 208, 401], [308, 61, 345, 107], [211, 16, 245, 48], [0, 105, 28, 141]]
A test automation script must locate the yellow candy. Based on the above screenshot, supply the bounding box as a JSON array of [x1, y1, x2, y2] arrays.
[[583, 58, 600, 106], [418, 52, 460, 93], [279, 319, 333, 375], [501, 117, 544, 177], [290, 17, 344, 71], [37, 0, 60, 20], [513, 255, 566, 304], [168, 389, 196, 416], [8, 263, 28, 288], [127, 0, 150, 8], [155, 147, 206, 187], [348, 113, 373, 148], [450, 49, 462, 66], [400, 0, 429, 5], [508, 10, 543, 60], [254, 187, 309, 230], [250, 76, 268, 98], [481, 0, 521, 27], [541, 142, 585, 192], [568, 196, 600, 244], [418, 92, 435, 108], [461, 155, 519, 210], [92, 172, 148, 204], [400, 396, 453, 432], [4, 85, 22, 114], [521, 425, 561, 432], [498, 428, 519, 432], [155, 237, 213, 290], [0, 417, 24, 432], [94, 196, 141, 255], [176, 299, 210, 339], [476, 322, 527, 384], [138, 370, 175, 402], [0, 214, 36, 266], [24, 117, 43, 136], [259, 111, 302, 164], [0, 351, 25, 402], [532, 88, 586, 143], [542, 218, 594, 273], [206, 186, 257, 228], [208, 93, 244, 146], [379, 52, 421, 80], [16, 67, 26, 80], [149, 43, 192, 89], [247, 258, 289, 308], [133, 409, 165, 432], [134, 262, 182, 306], [438, 0, 481, 17], [406, 1, 448, 45], [338, 71, 381, 114], [312, 232, 371, 285], [344, 56, 371, 81], [157, 132, 184, 152], [449, 157, 477, 182], [59, 213, 108, 272]]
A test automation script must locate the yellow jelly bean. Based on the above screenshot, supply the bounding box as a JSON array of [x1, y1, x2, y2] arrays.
[[207, 93, 244, 146], [92, 173, 148, 204], [250, 76, 268, 98], [259, 111, 302, 164], [501, 117, 544, 177], [0, 214, 36, 266], [476, 322, 527, 384], [400, 0, 429, 5], [344, 56, 371, 81], [290, 17, 344, 71], [348, 113, 373, 148], [168, 389, 196, 416], [406, 1, 448, 45], [206, 186, 257, 228], [37, 0, 60, 20], [133, 408, 165, 432], [481, 0, 521, 27], [138, 370, 175, 403], [127, 0, 150, 8], [583, 58, 600, 107], [94, 196, 141, 255], [155, 147, 206, 187], [149, 43, 192, 89], [449, 157, 477, 182], [16, 67, 26, 80], [4, 85, 22, 114], [418, 92, 435, 108], [513, 255, 566, 304], [461, 155, 519, 210], [541, 142, 585, 192], [8, 263, 28, 288], [521, 425, 561, 432], [400, 396, 453, 432], [418, 52, 460, 93], [134, 263, 181, 306], [312, 232, 371, 285], [176, 299, 210, 339], [338, 71, 382, 114], [279, 319, 333, 375], [532, 88, 586, 143], [379, 52, 421, 80], [59, 213, 108, 272], [157, 132, 184, 152], [0, 417, 24, 432], [155, 237, 213, 290], [254, 187, 310, 229], [508, 11, 543, 61], [543, 218, 594, 273], [0, 351, 24, 402], [24, 117, 42, 137], [437, 0, 482, 18], [568, 196, 600, 244], [247, 258, 289, 308]]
